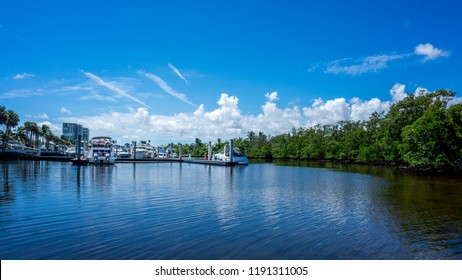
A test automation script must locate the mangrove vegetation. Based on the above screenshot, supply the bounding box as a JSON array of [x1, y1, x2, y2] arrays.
[[183, 89, 462, 169]]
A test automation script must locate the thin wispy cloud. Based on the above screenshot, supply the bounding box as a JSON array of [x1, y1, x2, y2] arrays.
[[13, 73, 35, 80], [323, 43, 449, 76], [168, 63, 189, 85], [80, 70, 151, 109], [25, 113, 49, 120], [137, 70, 197, 108], [0, 23, 19, 39], [325, 54, 410, 76]]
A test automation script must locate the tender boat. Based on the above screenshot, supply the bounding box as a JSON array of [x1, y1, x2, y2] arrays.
[[214, 145, 249, 165], [86, 136, 117, 164]]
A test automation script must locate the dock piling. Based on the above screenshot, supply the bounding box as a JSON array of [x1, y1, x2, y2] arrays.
[[208, 141, 212, 161], [230, 139, 234, 163]]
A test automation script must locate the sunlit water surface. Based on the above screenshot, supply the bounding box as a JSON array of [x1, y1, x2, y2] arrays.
[[1, 160, 461, 259]]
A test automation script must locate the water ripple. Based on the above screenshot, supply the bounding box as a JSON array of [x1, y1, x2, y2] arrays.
[[1, 161, 462, 259]]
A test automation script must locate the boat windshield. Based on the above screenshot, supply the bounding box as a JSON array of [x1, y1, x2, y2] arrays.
[[92, 149, 111, 155], [233, 147, 245, 156]]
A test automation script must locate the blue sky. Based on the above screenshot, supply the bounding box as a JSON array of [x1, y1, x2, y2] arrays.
[[1, 0, 461, 144]]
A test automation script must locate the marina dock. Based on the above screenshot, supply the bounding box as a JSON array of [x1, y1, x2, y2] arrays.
[[2, 151, 247, 166], [116, 157, 242, 166], [68, 156, 243, 166], [2, 138, 248, 166]]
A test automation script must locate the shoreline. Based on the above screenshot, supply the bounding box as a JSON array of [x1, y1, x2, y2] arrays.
[[2, 148, 460, 174], [249, 157, 462, 175]]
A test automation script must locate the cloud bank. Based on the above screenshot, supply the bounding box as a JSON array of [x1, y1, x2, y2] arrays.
[[62, 84, 428, 143]]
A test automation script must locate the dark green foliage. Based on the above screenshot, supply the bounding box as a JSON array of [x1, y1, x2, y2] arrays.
[[232, 89, 461, 169], [0, 106, 20, 147], [399, 109, 459, 167]]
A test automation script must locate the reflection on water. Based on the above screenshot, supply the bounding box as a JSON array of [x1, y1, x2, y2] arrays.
[[0, 160, 461, 259]]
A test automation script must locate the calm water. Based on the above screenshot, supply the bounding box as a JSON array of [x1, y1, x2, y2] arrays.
[[1, 160, 462, 260]]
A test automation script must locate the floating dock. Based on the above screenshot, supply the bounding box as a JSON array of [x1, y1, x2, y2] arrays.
[[182, 159, 236, 166], [116, 157, 243, 166], [71, 158, 89, 166], [1, 149, 72, 161]]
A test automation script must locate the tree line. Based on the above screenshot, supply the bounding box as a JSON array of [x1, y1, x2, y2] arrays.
[[181, 89, 462, 169], [1, 105, 72, 149]]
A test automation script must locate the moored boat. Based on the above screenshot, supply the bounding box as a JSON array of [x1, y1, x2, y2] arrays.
[[86, 136, 117, 164], [214, 145, 249, 165]]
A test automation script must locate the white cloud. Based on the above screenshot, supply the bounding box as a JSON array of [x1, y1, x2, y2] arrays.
[[26, 113, 49, 120], [60, 107, 72, 115], [350, 97, 390, 120], [81, 70, 151, 108], [36, 113, 49, 119], [250, 98, 302, 133], [13, 73, 35, 80], [265, 91, 279, 102], [303, 98, 351, 124], [168, 63, 189, 85], [137, 70, 197, 107], [389, 83, 407, 103], [414, 43, 450, 61], [414, 86, 429, 96], [38, 121, 61, 136], [448, 97, 462, 107], [302, 91, 402, 124]]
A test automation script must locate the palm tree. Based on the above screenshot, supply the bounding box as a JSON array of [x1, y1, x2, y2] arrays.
[[24, 122, 33, 147], [3, 110, 20, 147], [36, 125, 43, 149], [24, 121, 39, 148], [41, 124, 50, 149], [0, 106, 6, 144], [194, 138, 203, 148], [11, 126, 28, 144], [0, 106, 7, 128], [247, 131, 256, 142]]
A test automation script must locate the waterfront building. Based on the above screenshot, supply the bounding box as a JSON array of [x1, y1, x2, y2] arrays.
[[82, 127, 89, 142], [62, 123, 89, 142]]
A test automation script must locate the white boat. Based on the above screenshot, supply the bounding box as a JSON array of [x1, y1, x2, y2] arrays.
[[131, 140, 153, 159], [132, 148, 150, 159], [214, 145, 249, 165], [66, 146, 76, 158], [86, 136, 117, 164], [114, 146, 130, 159]]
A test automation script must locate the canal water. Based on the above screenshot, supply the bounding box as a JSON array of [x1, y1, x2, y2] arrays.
[[1, 160, 461, 259]]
